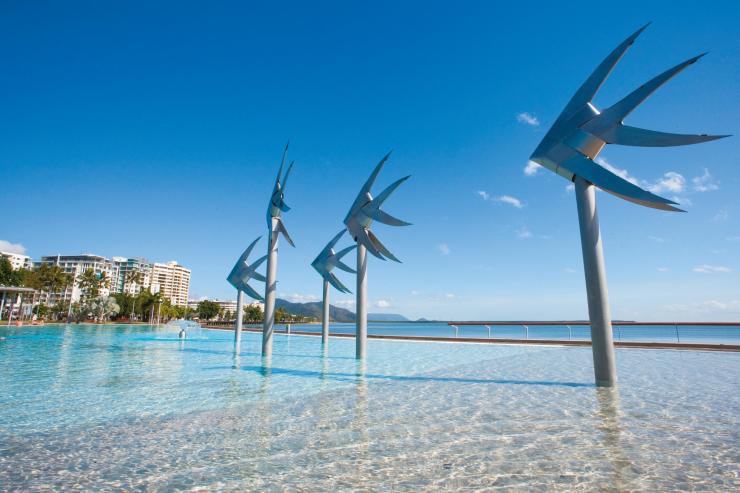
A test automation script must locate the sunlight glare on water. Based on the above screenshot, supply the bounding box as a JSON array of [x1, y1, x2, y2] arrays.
[[0, 324, 737, 491]]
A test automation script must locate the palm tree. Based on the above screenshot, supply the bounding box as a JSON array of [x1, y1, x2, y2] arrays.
[[124, 271, 143, 321]]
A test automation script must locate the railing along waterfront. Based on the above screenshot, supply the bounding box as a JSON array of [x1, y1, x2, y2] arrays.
[[446, 321, 740, 344]]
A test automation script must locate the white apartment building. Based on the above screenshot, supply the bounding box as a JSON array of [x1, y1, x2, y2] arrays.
[[0, 251, 32, 271], [112, 257, 152, 296], [150, 261, 191, 307], [35, 255, 191, 307], [37, 254, 117, 304]]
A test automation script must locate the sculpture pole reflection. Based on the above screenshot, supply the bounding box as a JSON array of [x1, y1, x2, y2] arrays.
[[311, 229, 356, 345], [530, 25, 728, 386], [263, 143, 296, 357], [343, 152, 410, 358], [226, 236, 266, 348]]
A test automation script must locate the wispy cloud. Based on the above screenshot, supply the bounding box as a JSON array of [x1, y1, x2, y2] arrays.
[[515, 226, 532, 239], [727, 236, 740, 242], [711, 209, 728, 223], [692, 168, 719, 192], [564, 267, 577, 273], [334, 299, 356, 308], [282, 293, 319, 303], [648, 235, 665, 243], [692, 264, 731, 274], [437, 243, 451, 255], [477, 191, 524, 208], [410, 290, 420, 296], [524, 160, 542, 176], [375, 299, 392, 309], [495, 195, 524, 208], [667, 299, 740, 314], [516, 112, 540, 127], [0, 240, 26, 255], [445, 293, 455, 299], [648, 171, 686, 194], [657, 267, 669, 272]]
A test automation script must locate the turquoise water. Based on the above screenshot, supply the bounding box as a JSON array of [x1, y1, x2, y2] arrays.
[[286, 321, 740, 344], [1, 324, 738, 491]]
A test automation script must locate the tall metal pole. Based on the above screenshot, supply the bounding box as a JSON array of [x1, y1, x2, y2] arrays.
[[234, 289, 244, 347], [575, 176, 617, 387], [262, 221, 279, 357], [355, 243, 368, 359], [322, 279, 330, 345]]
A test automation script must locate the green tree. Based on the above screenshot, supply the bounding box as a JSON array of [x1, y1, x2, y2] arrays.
[[78, 268, 103, 302], [197, 300, 220, 321], [124, 270, 143, 320], [244, 304, 264, 322], [0, 257, 23, 286]]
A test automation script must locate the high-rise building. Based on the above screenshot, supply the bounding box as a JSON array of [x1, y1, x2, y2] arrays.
[[112, 257, 152, 296], [36, 254, 118, 304], [151, 261, 191, 307], [35, 254, 191, 307], [0, 251, 32, 271]]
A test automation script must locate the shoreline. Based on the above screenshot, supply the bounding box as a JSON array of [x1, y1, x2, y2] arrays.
[[201, 325, 740, 352]]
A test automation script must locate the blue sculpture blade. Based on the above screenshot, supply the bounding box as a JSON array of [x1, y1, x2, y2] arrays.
[[601, 125, 728, 147], [564, 153, 684, 212], [530, 25, 727, 211], [226, 237, 266, 301], [311, 229, 356, 293], [557, 23, 649, 125], [344, 152, 410, 261]]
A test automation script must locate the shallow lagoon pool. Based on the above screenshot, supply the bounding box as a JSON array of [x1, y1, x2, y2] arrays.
[[0, 324, 737, 491]]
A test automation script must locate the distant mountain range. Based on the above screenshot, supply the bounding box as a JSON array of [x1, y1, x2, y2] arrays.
[[275, 298, 410, 323]]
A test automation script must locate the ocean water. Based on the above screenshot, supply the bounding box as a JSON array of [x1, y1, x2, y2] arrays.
[[284, 321, 740, 344], [0, 324, 738, 491]]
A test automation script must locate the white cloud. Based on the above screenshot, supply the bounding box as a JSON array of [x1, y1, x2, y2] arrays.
[[516, 112, 540, 127], [375, 299, 392, 309], [648, 171, 685, 194], [410, 290, 420, 296], [711, 209, 728, 223], [478, 191, 524, 208], [648, 235, 665, 243], [657, 267, 669, 272], [515, 226, 532, 239], [667, 299, 740, 314], [692, 265, 731, 274], [283, 293, 319, 303], [445, 293, 455, 299], [334, 299, 356, 308], [495, 195, 524, 208], [727, 236, 740, 242], [564, 267, 577, 273], [565, 183, 575, 193], [524, 160, 542, 176], [0, 240, 26, 255], [692, 168, 719, 192], [437, 243, 451, 255]]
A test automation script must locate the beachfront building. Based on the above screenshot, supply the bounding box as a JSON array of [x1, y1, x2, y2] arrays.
[[35, 255, 191, 306], [112, 257, 153, 295], [36, 254, 118, 304], [150, 261, 190, 307], [0, 251, 33, 271]]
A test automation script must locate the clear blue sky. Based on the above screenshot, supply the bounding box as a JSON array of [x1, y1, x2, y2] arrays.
[[1, 1, 738, 320]]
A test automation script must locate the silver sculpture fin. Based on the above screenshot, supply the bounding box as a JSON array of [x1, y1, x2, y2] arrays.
[[226, 236, 266, 301], [344, 152, 410, 261], [601, 125, 728, 147], [530, 25, 727, 212], [311, 229, 356, 293]]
